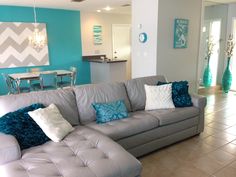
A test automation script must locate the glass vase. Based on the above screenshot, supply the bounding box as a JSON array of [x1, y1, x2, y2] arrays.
[[203, 59, 212, 88], [222, 57, 232, 93]]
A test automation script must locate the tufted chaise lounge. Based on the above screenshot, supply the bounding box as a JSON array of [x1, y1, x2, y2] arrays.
[[0, 127, 141, 177], [0, 76, 206, 177]]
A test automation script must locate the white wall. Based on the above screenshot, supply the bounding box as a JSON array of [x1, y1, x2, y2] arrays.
[[227, 3, 236, 40], [157, 0, 203, 93], [226, 3, 236, 64], [131, 0, 159, 78], [80, 12, 131, 58]]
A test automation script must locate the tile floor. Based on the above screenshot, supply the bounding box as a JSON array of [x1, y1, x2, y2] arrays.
[[140, 91, 236, 177]]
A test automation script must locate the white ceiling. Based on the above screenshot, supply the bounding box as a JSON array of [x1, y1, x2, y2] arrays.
[[205, 0, 236, 6], [1, 0, 236, 13], [0, 0, 131, 14]]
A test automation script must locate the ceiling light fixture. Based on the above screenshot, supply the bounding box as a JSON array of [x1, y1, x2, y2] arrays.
[[96, 10, 101, 13], [104, 6, 113, 11], [28, 0, 47, 50]]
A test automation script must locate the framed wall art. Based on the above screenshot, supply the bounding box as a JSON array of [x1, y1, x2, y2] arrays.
[[93, 25, 102, 45], [0, 22, 49, 68], [173, 19, 189, 49]]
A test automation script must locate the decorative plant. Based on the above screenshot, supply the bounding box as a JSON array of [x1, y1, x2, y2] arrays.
[[225, 34, 235, 58], [205, 36, 215, 62]]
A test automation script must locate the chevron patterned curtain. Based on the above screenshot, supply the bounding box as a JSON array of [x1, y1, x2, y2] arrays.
[[0, 22, 49, 68]]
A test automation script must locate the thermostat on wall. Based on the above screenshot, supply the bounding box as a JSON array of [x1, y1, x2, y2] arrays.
[[139, 32, 148, 43]]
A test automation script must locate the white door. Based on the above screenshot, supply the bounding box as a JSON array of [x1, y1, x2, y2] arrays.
[[112, 24, 131, 80]]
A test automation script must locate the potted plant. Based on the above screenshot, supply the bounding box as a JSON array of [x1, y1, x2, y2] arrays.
[[222, 34, 235, 93], [203, 36, 215, 88]]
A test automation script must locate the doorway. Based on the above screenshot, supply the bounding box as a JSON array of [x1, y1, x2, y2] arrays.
[[112, 24, 131, 80], [231, 18, 236, 91], [201, 19, 221, 87]]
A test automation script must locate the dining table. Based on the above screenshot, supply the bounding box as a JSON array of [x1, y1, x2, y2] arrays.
[[8, 70, 73, 93]]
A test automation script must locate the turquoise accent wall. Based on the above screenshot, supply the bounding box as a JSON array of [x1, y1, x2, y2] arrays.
[[0, 6, 91, 95]]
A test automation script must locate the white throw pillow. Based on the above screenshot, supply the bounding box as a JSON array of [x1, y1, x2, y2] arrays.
[[28, 104, 74, 142], [145, 84, 175, 110]]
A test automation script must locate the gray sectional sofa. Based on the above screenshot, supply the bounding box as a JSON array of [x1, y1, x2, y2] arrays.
[[0, 75, 207, 177]]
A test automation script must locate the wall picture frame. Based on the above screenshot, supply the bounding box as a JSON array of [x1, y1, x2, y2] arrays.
[[93, 25, 102, 45], [174, 18, 189, 49], [0, 22, 49, 68]]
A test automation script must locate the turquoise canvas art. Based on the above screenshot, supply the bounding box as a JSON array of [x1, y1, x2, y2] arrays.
[[93, 25, 102, 45], [174, 19, 189, 49]]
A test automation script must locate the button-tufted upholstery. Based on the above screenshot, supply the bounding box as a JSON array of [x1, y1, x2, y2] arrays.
[[0, 126, 142, 177]]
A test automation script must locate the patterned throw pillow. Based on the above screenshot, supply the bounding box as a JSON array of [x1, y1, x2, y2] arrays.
[[157, 81, 193, 107], [92, 100, 129, 124], [0, 104, 50, 150], [145, 84, 175, 110]]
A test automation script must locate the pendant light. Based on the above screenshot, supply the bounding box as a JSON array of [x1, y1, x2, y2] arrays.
[[28, 0, 47, 50]]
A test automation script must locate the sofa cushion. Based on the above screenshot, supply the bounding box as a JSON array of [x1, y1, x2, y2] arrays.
[[86, 111, 159, 140], [157, 81, 193, 107], [0, 126, 142, 177], [28, 104, 74, 142], [146, 107, 199, 126], [0, 89, 79, 126], [144, 84, 175, 110], [92, 100, 129, 124], [73, 83, 131, 124], [0, 104, 50, 150], [125, 75, 167, 111]]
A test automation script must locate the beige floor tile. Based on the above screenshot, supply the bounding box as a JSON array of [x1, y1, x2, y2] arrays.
[[225, 126, 236, 136], [203, 136, 229, 148], [200, 131, 212, 139], [193, 155, 224, 175], [170, 147, 206, 162], [170, 164, 210, 177], [214, 166, 236, 177], [204, 127, 220, 136], [229, 160, 236, 168], [207, 122, 231, 130], [231, 140, 236, 145], [153, 153, 187, 172], [141, 159, 172, 177], [207, 149, 235, 165], [216, 119, 236, 126], [212, 132, 236, 142], [220, 143, 236, 155]]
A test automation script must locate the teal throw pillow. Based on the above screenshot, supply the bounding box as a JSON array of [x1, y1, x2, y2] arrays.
[[157, 81, 193, 107], [0, 104, 50, 150], [92, 100, 129, 124]]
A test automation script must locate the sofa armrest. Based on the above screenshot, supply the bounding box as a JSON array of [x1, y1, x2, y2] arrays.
[[190, 94, 207, 133], [191, 94, 207, 109], [0, 133, 21, 165]]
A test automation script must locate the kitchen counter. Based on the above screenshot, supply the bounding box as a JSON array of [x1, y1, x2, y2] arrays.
[[87, 59, 127, 63], [82, 55, 127, 84]]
